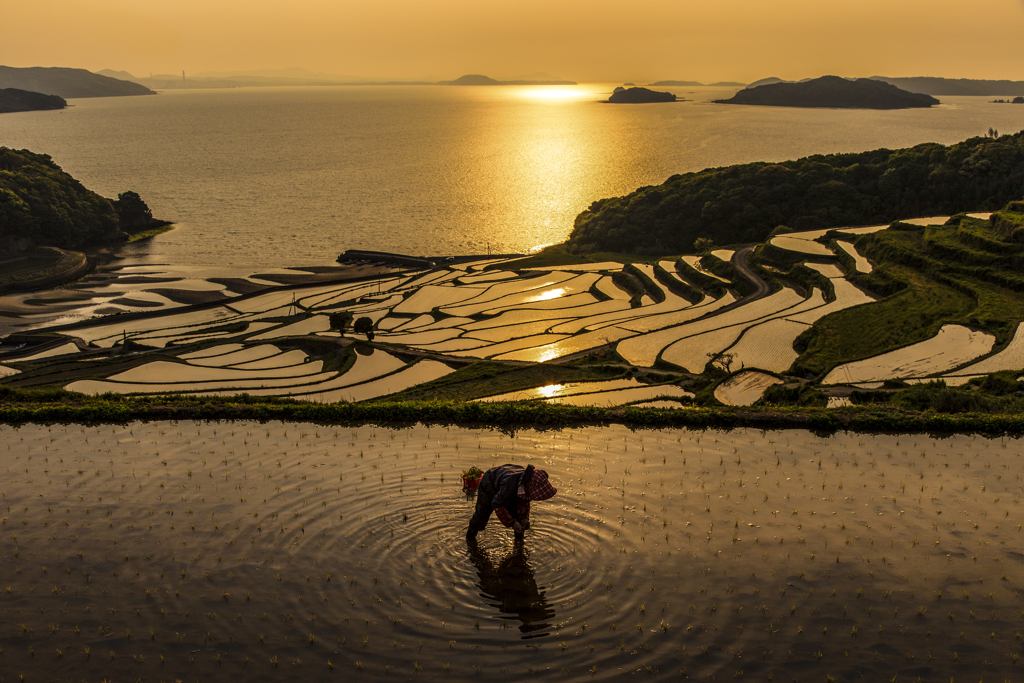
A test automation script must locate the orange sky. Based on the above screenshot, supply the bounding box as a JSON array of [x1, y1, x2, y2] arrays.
[[8, 0, 1024, 83]]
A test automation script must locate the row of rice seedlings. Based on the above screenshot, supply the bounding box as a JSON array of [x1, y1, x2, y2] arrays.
[[3, 424, 1023, 679]]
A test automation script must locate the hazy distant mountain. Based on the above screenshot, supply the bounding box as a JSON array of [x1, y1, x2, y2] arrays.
[[870, 76, 1024, 97], [0, 66, 154, 98], [649, 80, 705, 86], [708, 81, 746, 87], [500, 72, 567, 83], [191, 67, 369, 82], [0, 88, 66, 114], [97, 68, 412, 90], [443, 74, 576, 86], [746, 77, 789, 89], [97, 69, 141, 82], [716, 75, 938, 109]]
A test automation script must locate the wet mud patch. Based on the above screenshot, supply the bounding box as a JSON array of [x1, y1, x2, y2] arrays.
[[149, 288, 232, 305]]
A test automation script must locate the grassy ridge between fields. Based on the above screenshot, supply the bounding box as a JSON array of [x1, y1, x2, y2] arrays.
[[795, 212, 1024, 377], [3, 392, 1024, 435]]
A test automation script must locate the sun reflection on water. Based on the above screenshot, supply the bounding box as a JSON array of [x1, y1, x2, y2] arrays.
[[536, 384, 564, 398], [516, 87, 593, 102], [524, 288, 565, 303]]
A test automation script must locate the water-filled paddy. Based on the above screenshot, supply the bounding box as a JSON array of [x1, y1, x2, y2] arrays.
[[2, 422, 1022, 681]]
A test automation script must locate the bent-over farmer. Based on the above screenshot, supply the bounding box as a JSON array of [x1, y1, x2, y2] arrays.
[[466, 464, 557, 541]]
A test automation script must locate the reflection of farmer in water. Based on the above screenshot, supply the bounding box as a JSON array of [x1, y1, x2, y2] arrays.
[[466, 536, 556, 636], [466, 464, 557, 541]]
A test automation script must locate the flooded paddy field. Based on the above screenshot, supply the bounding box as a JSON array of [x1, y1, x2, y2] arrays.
[[1, 422, 1023, 681]]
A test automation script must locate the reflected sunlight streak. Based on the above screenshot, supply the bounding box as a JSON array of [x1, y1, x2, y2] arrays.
[[517, 87, 592, 102], [537, 384, 564, 398], [525, 288, 566, 303]]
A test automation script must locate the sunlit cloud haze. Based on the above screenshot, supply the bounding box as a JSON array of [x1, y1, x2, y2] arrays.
[[8, 0, 1024, 82]]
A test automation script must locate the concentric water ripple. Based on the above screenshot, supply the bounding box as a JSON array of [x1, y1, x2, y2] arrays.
[[2, 423, 1024, 681]]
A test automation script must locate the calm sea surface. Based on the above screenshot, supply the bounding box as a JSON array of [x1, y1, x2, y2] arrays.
[[1, 84, 1021, 269]]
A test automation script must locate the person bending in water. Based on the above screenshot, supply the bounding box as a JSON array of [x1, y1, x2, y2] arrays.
[[466, 464, 557, 541]]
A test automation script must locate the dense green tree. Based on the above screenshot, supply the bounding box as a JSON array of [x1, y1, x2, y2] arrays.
[[353, 316, 374, 340], [113, 190, 153, 231], [329, 311, 353, 334], [693, 237, 715, 253]]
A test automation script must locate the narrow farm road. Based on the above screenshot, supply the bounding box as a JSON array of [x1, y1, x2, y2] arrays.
[[731, 245, 771, 304]]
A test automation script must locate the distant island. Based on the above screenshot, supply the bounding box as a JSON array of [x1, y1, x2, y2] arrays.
[[92, 68, 579, 90], [750, 75, 1024, 98], [649, 80, 703, 87], [871, 76, 1024, 97], [0, 88, 66, 114], [0, 66, 154, 99], [607, 86, 676, 103], [648, 80, 746, 87], [715, 76, 938, 110], [443, 74, 577, 86], [992, 96, 1024, 104]]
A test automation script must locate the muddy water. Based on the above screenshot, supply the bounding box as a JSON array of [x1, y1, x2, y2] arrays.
[[0, 423, 1022, 681]]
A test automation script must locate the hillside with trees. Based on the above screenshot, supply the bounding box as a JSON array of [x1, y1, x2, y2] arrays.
[[566, 130, 1024, 254], [0, 88, 66, 114], [0, 66, 154, 99], [715, 76, 938, 109], [0, 148, 159, 257]]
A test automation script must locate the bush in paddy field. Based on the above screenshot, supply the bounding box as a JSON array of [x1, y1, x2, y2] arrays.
[[328, 311, 353, 333], [850, 377, 1024, 414], [757, 383, 827, 408]]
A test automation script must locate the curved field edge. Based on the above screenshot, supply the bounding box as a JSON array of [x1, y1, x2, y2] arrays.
[[2, 394, 1024, 435]]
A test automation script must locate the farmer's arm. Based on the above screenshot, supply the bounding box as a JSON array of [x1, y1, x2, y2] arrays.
[[493, 506, 516, 528]]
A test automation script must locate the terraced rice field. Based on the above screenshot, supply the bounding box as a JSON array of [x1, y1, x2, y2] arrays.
[[834, 241, 873, 273], [943, 323, 1024, 378], [823, 325, 996, 385], [3, 214, 1016, 407], [713, 370, 784, 405]]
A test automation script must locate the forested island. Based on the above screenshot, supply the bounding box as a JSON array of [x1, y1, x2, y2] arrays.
[[566, 130, 1024, 254], [715, 75, 938, 109], [0, 66, 155, 98], [0, 88, 66, 114], [607, 86, 676, 103]]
